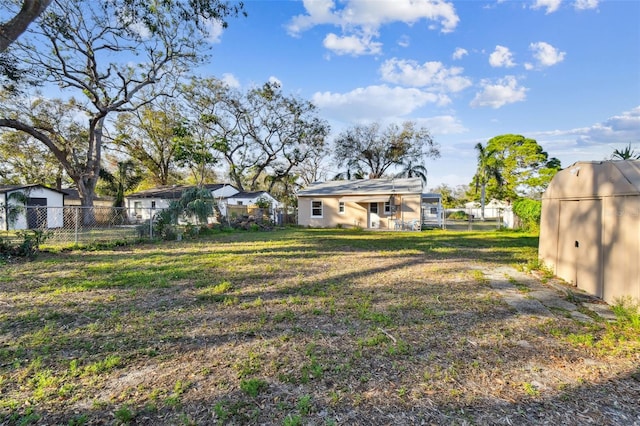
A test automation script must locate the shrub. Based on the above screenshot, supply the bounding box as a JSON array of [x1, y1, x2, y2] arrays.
[[512, 198, 541, 232], [447, 210, 470, 220], [0, 229, 51, 259]]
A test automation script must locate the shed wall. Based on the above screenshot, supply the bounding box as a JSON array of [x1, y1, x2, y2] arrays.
[[540, 161, 640, 304]]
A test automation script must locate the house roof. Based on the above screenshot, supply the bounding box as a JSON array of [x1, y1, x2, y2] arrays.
[[61, 188, 112, 201], [127, 183, 230, 199], [298, 178, 423, 197], [0, 184, 65, 195], [227, 191, 271, 199], [543, 160, 640, 199]]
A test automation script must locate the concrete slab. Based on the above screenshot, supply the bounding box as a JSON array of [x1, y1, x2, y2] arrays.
[[570, 311, 594, 323], [583, 302, 618, 321], [528, 290, 578, 311]]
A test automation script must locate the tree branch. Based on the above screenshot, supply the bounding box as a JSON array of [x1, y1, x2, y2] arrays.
[[0, 0, 52, 52]]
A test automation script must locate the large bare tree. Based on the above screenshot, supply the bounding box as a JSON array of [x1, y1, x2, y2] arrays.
[[334, 121, 440, 180], [0, 0, 243, 223], [181, 78, 329, 192]]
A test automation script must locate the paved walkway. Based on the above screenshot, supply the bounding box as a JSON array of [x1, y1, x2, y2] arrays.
[[482, 265, 617, 323]]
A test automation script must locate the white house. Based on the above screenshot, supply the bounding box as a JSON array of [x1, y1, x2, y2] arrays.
[[0, 184, 65, 231], [224, 190, 280, 222], [125, 184, 239, 222]]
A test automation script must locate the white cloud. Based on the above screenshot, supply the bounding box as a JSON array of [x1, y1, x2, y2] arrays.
[[575, 106, 640, 145], [415, 115, 468, 135], [574, 0, 598, 10], [312, 85, 443, 122], [288, 0, 459, 34], [323, 33, 382, 56], [287, 0, 459, 56], [529, 41, 566, 68], [268, 76, 282, 87], [527, 107, 640, 164], [379, 58, 472, 93], [470, 76, 527, 109], [127, 22, 151, 39], [221, 73, 240, 88], [489, 45, 516, 68], [202, 18, 225, 44], [398, 35, 411, 48], [452, 47, 468, 60], [531, 0, 562, 14]]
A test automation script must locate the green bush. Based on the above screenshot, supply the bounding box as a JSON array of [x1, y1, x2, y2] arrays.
[[447, 210, 470, 220], [512, 198, 541, 232], [0, 229, 51, 259]]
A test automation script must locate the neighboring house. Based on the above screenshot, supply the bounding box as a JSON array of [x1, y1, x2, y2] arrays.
[[0, 184, 65, 231], [463, 199, 510, 219], [60, 188, 117, 226], [539, 160, 640, 304], [125, 184, 239, 221], [297, 177, 425, 230], [61, 188, 113, 208], [224, 190, 280, 222]]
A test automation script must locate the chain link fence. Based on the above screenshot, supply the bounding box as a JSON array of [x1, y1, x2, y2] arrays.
[[1, 206, 166, 245]]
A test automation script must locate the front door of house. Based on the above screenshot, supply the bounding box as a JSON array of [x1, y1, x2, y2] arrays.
[[369, 203, 380, 228]]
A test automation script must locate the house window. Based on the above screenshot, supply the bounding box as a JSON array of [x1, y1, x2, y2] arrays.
[[338, 202, 345, 214], [384, 201, 391, 214], [370, 203, 378, 214], [311, 200, 323, 217], [151, 201, 156, 209], [430, 207, 438, 214], [237, 201, 244, 206]]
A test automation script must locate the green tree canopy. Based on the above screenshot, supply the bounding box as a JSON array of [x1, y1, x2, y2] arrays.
[[481, 134, 560, 200]]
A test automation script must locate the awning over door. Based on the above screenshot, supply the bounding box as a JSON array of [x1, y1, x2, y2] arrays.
[[339, 195, 391, 203]]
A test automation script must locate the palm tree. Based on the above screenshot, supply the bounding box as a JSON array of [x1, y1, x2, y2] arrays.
[[395, 159, 428, 185], [99, 160, 143, 208], [611, 144, 640, 160], [473, 142, 503, 221]]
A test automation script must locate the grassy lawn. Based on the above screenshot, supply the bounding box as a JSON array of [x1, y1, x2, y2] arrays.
[[1, 228, 638, 425]]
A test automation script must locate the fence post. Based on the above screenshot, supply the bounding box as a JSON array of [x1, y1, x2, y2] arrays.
[[74, 207, 79, 244], [149, 208, 153, 239]]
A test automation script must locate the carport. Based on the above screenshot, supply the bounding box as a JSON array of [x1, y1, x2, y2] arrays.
[[539, 160, 640, 304]]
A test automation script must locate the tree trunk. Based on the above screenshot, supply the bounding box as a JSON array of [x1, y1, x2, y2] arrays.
[[76, 178, 97, 226]]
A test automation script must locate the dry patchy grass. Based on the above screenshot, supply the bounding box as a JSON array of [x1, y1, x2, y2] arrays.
[[0, 229, 638, 425]]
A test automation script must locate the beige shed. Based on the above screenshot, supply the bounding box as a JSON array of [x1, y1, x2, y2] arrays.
[[539, 160, 640, 304]]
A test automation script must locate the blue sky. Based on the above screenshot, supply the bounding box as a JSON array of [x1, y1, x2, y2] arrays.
[[198, 0, 640, 189]]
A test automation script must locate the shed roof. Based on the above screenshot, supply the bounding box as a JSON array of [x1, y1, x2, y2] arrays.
[[543, 160, 640, 199], [61, 188, 112, 201], [0, 184, 65, 195], [298, 178, 423, 197]]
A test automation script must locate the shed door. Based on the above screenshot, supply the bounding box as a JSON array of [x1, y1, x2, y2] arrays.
[[27, 197, 47, 229], [557, 199, 602, 298]]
